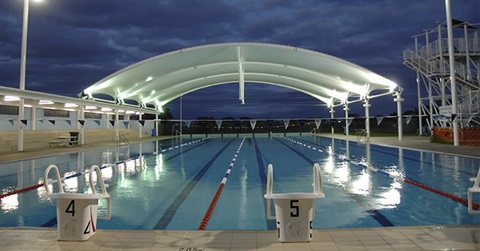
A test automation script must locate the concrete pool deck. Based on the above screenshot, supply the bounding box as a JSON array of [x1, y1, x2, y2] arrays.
[[0, 133, 479, 250], [1, 225, 479, 251], [1, 134, 478, 163], [317, 133, 479, 159]]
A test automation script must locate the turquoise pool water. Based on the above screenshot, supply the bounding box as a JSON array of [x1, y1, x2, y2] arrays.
[[1, 134, 479, 230]]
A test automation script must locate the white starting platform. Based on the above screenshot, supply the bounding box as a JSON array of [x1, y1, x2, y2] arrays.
[[468, 167, 480, 214], [264, 163, 325, 242], [44, 164, 111, 241]]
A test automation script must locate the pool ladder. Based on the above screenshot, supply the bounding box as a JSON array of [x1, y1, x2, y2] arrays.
[[468, 166, 480, 214]]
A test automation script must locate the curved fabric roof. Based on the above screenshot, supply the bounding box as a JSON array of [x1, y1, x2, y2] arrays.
[[81, 42, 397, 111]]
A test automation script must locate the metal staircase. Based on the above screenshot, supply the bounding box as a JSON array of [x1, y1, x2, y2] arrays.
[[403, 21, 480, 131]]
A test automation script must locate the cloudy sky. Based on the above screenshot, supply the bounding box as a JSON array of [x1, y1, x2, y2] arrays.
[[1, 0, 479, 119]]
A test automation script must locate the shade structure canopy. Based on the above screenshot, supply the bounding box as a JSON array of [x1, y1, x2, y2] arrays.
[[81, 42, 397, 112]]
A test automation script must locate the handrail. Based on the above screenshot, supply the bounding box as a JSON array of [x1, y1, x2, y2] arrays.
[[118, 133, 129, 146], [89, 165, 111, 220], [313, 163, 323, 195], [89, 165, 108, 195], [266, 164, 274, 219], [355, 129, 367, 141], [265, 163, 325, 219], [43, 164, 112, 220], [44, 164, 65, 194], [468, 166, 480, 214]]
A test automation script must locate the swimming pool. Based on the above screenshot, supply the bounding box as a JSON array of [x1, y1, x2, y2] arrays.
[[1, 134, 479, 230]]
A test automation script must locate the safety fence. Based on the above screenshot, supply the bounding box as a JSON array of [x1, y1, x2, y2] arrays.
[[432, 127, 480, 146]]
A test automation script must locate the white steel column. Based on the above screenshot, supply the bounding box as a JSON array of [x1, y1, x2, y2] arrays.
[[343, 103, 349, 136], [17, 0, 31, 151], [394, 91, 404, 141], [106, 114, 110, 129], [78, 106, 84, 144], [415, 36, 423, 135], [180, 95, 183, 136], [115, 109, 119, 140], [330, 106, 335, 134], [138, 113, 143, 138], [237, 47, 245, 105], [445, 0, 460, 146], [464, 23, 471, 81], [363, 99, 370, 140], [31, 106, 36, 130], [155, 113, 159, 136], [428, 79, 434, 128]]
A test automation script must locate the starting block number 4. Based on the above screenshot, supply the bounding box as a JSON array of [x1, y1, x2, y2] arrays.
[[57, 199, 98, 240]]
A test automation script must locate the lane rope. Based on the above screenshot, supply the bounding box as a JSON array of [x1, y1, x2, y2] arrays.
[[198, 137, 245, 230], [0, 138, 208, 199], [158, 138, 208, 153], [284, 137, 480, 210]]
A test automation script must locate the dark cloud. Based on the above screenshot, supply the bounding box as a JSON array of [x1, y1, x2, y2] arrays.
[[1, 0, 478, 119]]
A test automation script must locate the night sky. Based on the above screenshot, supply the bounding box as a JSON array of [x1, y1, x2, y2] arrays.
[[1, 0, 479, 119]]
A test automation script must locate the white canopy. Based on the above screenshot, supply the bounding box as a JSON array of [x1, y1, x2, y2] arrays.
[[82, 42, 397, 111]]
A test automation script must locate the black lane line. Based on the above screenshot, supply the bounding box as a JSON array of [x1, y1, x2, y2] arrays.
[[40, 139, 213, 228], [274, 137, 395, 227], [153, 138, 236, 229], [252, 138, 276, 230]]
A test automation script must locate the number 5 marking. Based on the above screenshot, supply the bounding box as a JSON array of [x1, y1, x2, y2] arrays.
[[290, 200, 299, 217]]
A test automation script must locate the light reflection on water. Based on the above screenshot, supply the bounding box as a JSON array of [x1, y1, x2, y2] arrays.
[[0, 136, 479, 229]]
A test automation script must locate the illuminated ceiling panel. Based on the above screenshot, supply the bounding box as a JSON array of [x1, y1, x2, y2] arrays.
[[82, 43, 397, 109]]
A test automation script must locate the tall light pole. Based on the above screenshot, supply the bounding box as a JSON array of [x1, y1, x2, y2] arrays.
[[17, 0, 42, 151], [444, 0, 459, 146]]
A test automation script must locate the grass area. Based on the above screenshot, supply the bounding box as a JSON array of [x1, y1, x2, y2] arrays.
[[370, 132, 418, 137], [332, 132, 419, 137]]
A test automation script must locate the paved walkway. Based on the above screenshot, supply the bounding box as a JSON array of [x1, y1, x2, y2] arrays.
[[317, 133, 480, 159], [1, 134, 478, 164], [0, 135, 177, 164], [1, 225, 479, 251]]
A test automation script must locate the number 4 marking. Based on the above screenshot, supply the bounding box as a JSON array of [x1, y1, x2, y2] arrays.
[[65, 200, 75, 217], [84, 221, 90, 235]]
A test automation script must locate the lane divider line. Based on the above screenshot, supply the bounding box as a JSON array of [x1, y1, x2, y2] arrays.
[[0, 138, 208, 199], [253, 138, 276, 230], [154, 138, 235, 229], [198, 137, 246, 230], [274, 137, 395, 227], [158, 138, 208, 153], [283, 137, 480, 210], [0, 155, 143, 199]]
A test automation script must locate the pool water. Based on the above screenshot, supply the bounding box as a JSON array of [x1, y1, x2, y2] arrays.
[[1, 134, 479, 230]]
